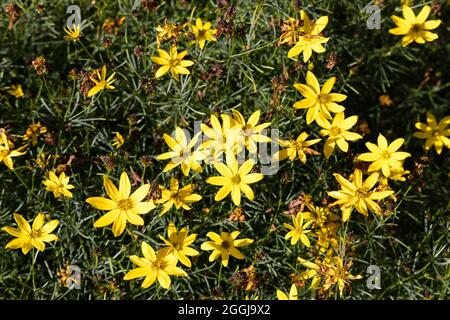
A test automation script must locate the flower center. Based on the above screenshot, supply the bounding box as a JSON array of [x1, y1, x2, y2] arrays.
[[355, 188, 369, 199], [317, 93, 331, 104], [411, 23, 423, 34], [221, 240, 231, 249], [29, 230, 40, 239], [231, 175, 241, 184], [117, 198, 134, 210], [0, 149, 9, 158], [381, 151, 391, 159], [329, 126, 341, 136], [152, 259, 168, 270]]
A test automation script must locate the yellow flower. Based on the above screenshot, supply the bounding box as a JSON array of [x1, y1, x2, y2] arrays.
[[87, 65, 116, 97], [3, 213, 59, 255], [200, 114, 244, 157], [43, 171, 75, 199], [200, 231, 254, 267], [159, 222, 199, 267], [278, 17, 305, 45], [7, 84, 24, 98], [357, 134, 411, 178], [413, 112, 450, 154], [123, 241, 187, 289], [328, 169, 394, 219], [156, 178, 202, 215], [156, 21, 186, 48], [86, 172, 155, 237], [287, 11, 329, 62], [112, 132, 124, 149], [316, 112, 362, 159], [231, 110, 271, 154], [293, 71, 347, 125], [284, 212, 314, 247], [276, 284, 298, 300], [191, 18, 217, 50], [151, 46, 194, 81], [322, 256, 362, 297], [64, 24, 81, 41], [389, 5, 441, 47], [206, 155, 264, 206], [0, 129, 26, 170], [22, 122, 47, 146], [297, 257, 324, 289], [273, 132, 321, 164], [156, 127, 205, 176]]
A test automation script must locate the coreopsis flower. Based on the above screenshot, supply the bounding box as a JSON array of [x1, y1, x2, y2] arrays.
[[288, 11, 329, 62], [276, 284, 298, 300], [357, 134, 411, 178], [159, 222, 199, 267], [191, 18, 217, 50], [64, 24, 81, 41], [231, 110, 271, 154], [151, 47, 194, 81], [43, 171, 74, 199], [156, 178, 202, 215], [413, 112, 450, 154], [283, 212, 314, 247], [297, 257, 324, 289], [206, 155, 264, 206], [123, 241, 187, 289], [0, 129, 26, 170], [278, 17, 304, 45], [156, 127, 205, 176], [328, 169, 394, 219], [112, 132, 124, 149], [86, 172, 155, 237], [7, 84, 24, 98], [293, 71, 347, 125], [3, 213, 59, 255], [316, 112, 362, 159], [200, 114, 244, 157], [156, 21, 186, 48], [200, 231, 254, 267], [321, 256, 362, 297], [22, 122, 47, 146], [389, 5, 441, 47], [273, 132, 321, 164], [87, 65, 116, 97]]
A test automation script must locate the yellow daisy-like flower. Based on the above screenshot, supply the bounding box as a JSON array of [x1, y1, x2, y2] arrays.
[[191, 18, 217, 50], [159, 222, 199, 268], [156, 21, 186, 48], [283, 212, 314, 247], [156, 127, 205, 176], [357, 134, 411, 178], [87, 65, 116, 97], [287, 11, 329, 62], [276, 284, 298, 300], [389, 5, 441, 47], [206, 155, 264, 206], [231, 110, 272, 154], [112, 132, 125, 149], [43, 171, 75, 199], [7, 84, 24, 98], [273, 132, 321, 164], [123, 241, 187, 289], [151, 46, 194, 81], [200, 231, 254, 267], [64, 24, 81, 41], [0, 129, 26, 170], [321, 256, 362, 297], [86, 172, 155, 237], [294, 71, 347, 125], [328, 169, 394, 219], [156, 178, 202, 216], [3, 213, 59, 255], [316, 112, 362, 159], [413, 112, 450, 154], [200, 114, 244, 157]]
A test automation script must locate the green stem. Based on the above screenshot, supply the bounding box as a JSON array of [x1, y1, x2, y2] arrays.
[[13, 169, 28, 189], [31, 249, 36, 296]]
